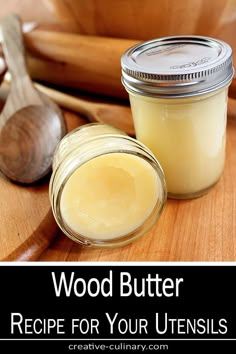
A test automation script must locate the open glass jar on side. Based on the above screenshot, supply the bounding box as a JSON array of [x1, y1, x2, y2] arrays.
[[49, 123, 167, 247]]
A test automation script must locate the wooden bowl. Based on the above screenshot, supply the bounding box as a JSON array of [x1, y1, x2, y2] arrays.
[[1, 0, 236, 41], [45, 0, 236, 43], [1, 0, 236, 97]]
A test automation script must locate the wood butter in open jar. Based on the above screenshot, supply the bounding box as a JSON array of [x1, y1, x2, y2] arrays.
[[49, 123, 167, 247], [121, 36, 234, 199]]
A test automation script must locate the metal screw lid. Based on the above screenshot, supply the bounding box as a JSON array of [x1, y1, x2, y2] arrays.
[[121, 35, 234, 98]]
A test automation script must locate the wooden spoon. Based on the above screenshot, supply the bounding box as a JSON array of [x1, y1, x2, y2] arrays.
[[33, 82, 135, 136], [0, 14, 66, 184], [2, 78, 135, 136]]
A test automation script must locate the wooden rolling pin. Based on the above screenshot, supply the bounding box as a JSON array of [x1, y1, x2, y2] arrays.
[[21, 30, 236, 101], [24, 30, 140, 99]]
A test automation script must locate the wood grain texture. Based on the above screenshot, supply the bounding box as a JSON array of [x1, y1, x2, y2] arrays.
[[1, 105, 235, 262], [1, 0, 236, 43], [1, 80, 134, 135], [46, 0, 236, 50], [0, 1, 235, 261], [32, 82, 135, 136], [0, 15, 67, 183], [0, 111, 86, 261], [39, 113, 236, 261], [23, 30, 236, 101], [24, 30, 138, 99]]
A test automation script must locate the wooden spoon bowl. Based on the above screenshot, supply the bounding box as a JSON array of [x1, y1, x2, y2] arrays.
[[0, 14, 66, 184], [0, 105, 63, 183]]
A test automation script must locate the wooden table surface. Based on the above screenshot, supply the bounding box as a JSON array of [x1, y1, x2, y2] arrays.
[[0, 101, 236, 262]]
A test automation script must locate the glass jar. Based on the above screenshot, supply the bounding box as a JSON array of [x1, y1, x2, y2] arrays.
[[49, 123, 167, 247], [121, 35, 234, 199]]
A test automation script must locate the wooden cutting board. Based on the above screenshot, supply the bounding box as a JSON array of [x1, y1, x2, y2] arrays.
[[1, 102, 236, 262], [0, 110, 87, 261]]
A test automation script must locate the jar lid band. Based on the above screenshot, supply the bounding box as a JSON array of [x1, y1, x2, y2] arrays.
[[121, 35, 234, 98]]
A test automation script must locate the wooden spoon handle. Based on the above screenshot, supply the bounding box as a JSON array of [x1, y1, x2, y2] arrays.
[[34, 82, 97, 118], [0, 14, 28, 80], [33, 82, 135, 135]]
